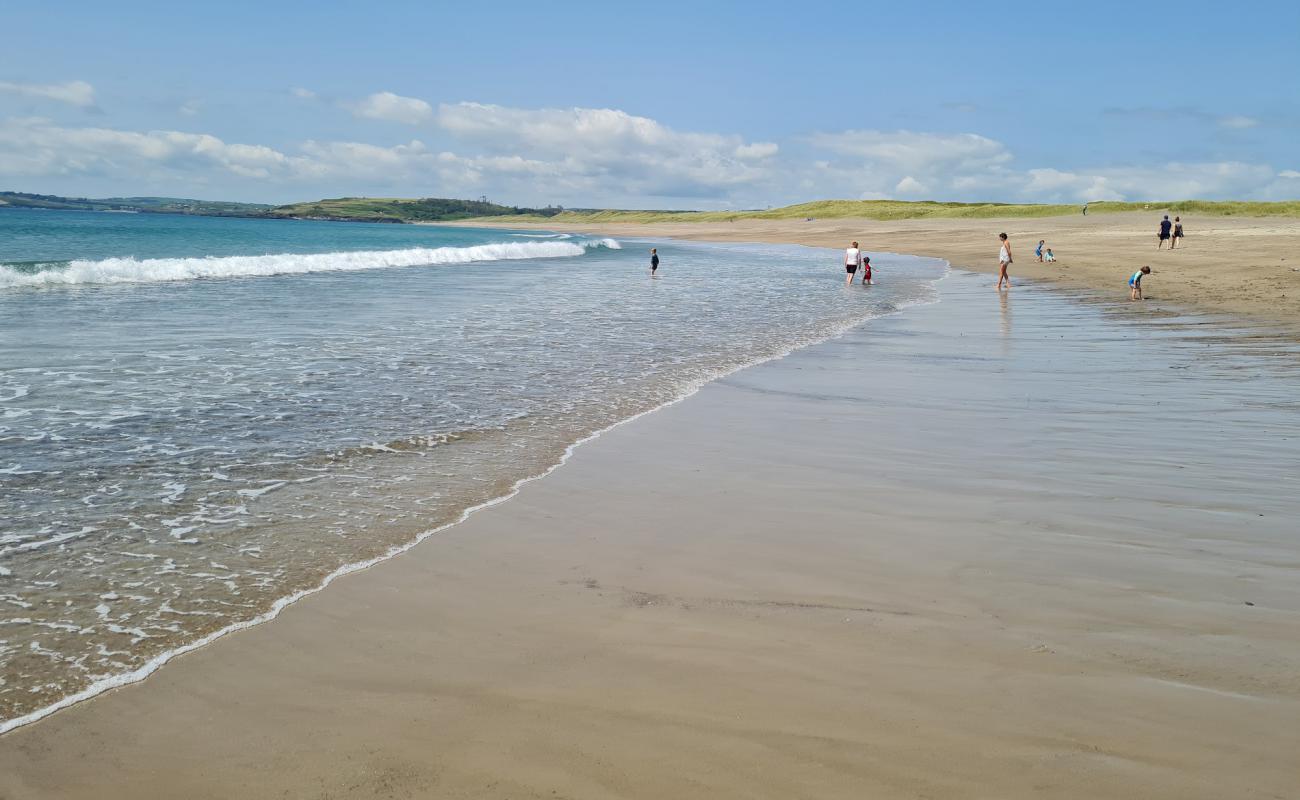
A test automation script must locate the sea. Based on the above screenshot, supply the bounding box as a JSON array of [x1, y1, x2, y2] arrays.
[[0, 208, 945, 729]]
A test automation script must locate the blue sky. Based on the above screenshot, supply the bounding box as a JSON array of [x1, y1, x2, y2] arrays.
[[2, 0, 1297, 208]]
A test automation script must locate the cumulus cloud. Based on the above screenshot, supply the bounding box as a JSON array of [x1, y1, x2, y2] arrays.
[[0, 80, 97, 108], [811, 129, 1011, 175], [802, 128, 1291, 203], [805, 129, 1015, 200], [353, 91, 433, 125], [434, 102, 778, 200], [0, 117, 295, 180], [0, 107, 1292, 207]]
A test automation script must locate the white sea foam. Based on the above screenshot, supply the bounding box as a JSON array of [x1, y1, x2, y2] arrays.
[[0, 239, 620, 289], [0, 251, 947, 737]]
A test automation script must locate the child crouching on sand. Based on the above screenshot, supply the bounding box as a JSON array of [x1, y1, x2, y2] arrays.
[[1129, 265, 1151, 300], [1044, 248, 1057, 262]]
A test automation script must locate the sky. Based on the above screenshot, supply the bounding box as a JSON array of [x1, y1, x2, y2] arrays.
[[2, 0, 1297, 209]]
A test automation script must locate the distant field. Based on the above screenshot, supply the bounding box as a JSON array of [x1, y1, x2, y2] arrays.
[[479, 199, 1300, 224]]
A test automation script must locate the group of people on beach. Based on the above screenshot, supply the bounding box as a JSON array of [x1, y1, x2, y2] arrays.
[[990, 213, 1186, 300], [653, 210, 1182, 304]]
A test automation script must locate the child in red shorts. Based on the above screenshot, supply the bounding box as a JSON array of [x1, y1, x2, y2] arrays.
[[860, 256, 874, 285]]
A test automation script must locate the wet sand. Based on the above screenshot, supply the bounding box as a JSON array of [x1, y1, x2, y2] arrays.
[[1, 272, 1298, 799], [453, 212, 1300, 330]]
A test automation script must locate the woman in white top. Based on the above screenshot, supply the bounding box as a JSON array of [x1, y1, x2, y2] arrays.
[[844, 241, 862, 286], [997, 232, 1012, 290]]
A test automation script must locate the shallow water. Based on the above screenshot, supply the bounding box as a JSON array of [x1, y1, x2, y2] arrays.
[[0, 209, 941, 727]]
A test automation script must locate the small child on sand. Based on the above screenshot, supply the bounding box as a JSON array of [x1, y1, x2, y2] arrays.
[[861, 256, 874, 285], [1035, 240, 1045, 262], [1044, 248, 1057, 262], [1129, 265, 1151, 300]]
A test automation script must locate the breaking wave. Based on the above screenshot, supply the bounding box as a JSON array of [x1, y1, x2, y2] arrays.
[[0, 239, 621, 289]]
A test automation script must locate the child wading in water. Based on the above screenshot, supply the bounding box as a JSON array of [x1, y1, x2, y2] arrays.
[[861, 256, 874, 285], [650, 248, 659, 276], [1129, 265, 1151, 300]]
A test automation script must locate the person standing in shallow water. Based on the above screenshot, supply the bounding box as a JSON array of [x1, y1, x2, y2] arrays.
[[997, 233, 1012, 290], [844, 241, 862, 285], [650, 248, 659, 276]]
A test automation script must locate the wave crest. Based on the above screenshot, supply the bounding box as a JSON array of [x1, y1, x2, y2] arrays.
[[0, 239, 620, 289]]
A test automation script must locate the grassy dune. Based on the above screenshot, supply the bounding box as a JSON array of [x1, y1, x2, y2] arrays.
[[481, 199, 1300, 224]]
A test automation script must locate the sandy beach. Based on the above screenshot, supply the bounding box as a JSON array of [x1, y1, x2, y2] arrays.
[[2, 270, 1296, 799], [452, 211, 1300, 330]]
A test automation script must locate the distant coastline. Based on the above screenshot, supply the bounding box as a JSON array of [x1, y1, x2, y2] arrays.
[[5, 190, 1298, 225], [0, 191, 564, 224]]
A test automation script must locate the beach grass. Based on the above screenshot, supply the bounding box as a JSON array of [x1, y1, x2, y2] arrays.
[[478, 198, 1300, 224]]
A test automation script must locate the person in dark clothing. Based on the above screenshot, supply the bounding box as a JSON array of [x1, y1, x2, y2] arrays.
[[1171, 216, 1185, 249], [1158, 215, 1173, 249], [650, 248, 660, 276]]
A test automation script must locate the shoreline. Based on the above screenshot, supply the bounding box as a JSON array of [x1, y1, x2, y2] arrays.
[[0, 249, 948, 737], [2, 268, 1295, 798], [442, 211, 1300, 333]]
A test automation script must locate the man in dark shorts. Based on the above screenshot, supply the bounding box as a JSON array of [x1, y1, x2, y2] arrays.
[[1158, 215, 1172, 249], [650, 248, 659, 276]]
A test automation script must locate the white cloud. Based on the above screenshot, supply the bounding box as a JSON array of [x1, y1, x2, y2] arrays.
[[735, 141, 779, 160], [0, 117, 294, 181], [810, 130, 1011, 174], [1104, 107, 1264, 132], [353, 91, 433, 125], [434, 102, 777, 200], [291, 87, 317, 100], [894, 176, 927, 196], [0, 107, 1292, 208], [805, 129, 1014, 200], [179, 101, 201, 117], [800, 128, 1294, 204], [0, 80, 96, 108], [1217, 115, 1259, 130]]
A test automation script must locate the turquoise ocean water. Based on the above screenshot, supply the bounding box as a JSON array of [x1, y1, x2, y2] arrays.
[[0, 208, 944, 729]]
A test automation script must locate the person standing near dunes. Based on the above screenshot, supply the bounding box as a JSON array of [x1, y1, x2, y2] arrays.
[[1171, 216, 1185, 249], [997, 233, 1012, 290], [844, 241, 862, 286]]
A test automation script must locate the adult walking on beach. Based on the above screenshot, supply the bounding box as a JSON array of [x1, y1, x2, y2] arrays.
[[650, 248, 659, 276], [1171, 216, 1185, 249], [1158, 215, 1173, 249], [844, 241, 862, 286], [997, 233, 1012, 290]]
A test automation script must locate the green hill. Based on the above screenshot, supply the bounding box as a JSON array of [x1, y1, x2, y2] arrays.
[[265, 197, 565, 223], [478, 198, 1300, 224], [0, 191, 272, 216]]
